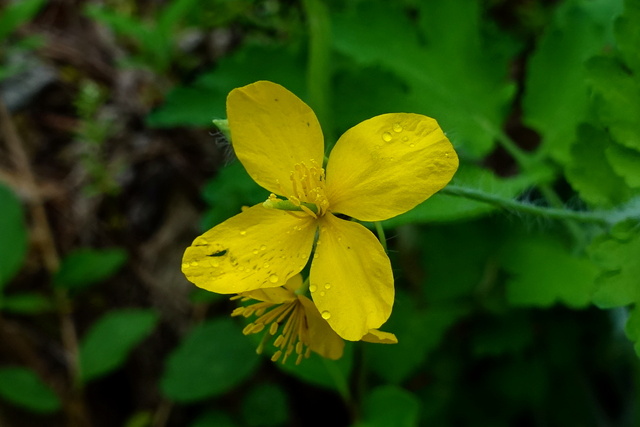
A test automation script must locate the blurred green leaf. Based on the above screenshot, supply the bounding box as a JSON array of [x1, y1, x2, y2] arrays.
[[625, 306, 640, 357], [190, 410, 238, 427], [79, 309, 159, 383], [587, 55, 640, 152], [522, 0, 620, 163], [472, 313, 533, 357], [605, 141, 640, 188], [566, 124, 632, 207], [382, 164, 552, 228], [355, 386, 420, 427], [161, 318, 259, 402], [147, 43, 306, 128], [53, 248, 127, 291], [1, 292, 52, 314], [200, 161, 266, 230], [0, 0, 46, 41], [0, 183, 28, 290], [333, 0, 517, 158], [241, 383, 289, 427], [588, 221, 640, 308], [367, 292, 467, 384], [419, 220, 503, 303], [275, 343, 353, 393], [0, 366, 60, 413], [615, 0, 640, 73], [501, 233, 599, 308]]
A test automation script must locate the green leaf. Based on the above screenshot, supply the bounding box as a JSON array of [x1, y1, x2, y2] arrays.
[[79, 309, 158, 383], [241, 383, 289, 427], [0, 366, 60, 413], [615, 0, 640, 75], [501, 233, 599, 308], [275, 344, 353, 393], [333, 0, 517, 158], [381, 164, 552, 228], [566, 124, 632, 207], [190, 410, 238, 427], [53, 248, 127, 291], [522, 1, 619, 163], [472, 313, 534, 357], [161, 318, 259, 402], [147, 43, 306, 128], [587, 55, 640, 152], [606, 141, 640, 188], [588, 221, 640, 308], [0, 0, 46, 40], [0, 183, 28, 290], [1, 292, 52, 314], [625, 306, 640, 357], [356, 386, 420, 427], [200, 161, 267, 230], [367, 292, 467, 384]]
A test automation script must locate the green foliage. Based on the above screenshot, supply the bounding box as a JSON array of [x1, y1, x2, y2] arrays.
[[332, 0, 517, 158], [161, 318, 260, 402], [0, 367, 60, 413], [79, 309, 159, 383], [501, 232, 599, 308], [241, 383, 289, 427], [147, 43, 306, 128], [0, 183, 27, 290], [0, 0, 46, 80], [355, 386, 420, 427], [84, 0, 199, 73], [53, 248, 127, 291]]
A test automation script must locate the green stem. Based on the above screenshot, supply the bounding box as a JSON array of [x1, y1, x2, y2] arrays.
[[440, 185, 612, 226], [374, 221, 388, 252], [302, 0, 333, 145]]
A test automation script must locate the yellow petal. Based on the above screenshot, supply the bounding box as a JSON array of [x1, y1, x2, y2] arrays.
[[325, 113, 458, 222], [310, 213, 394, 340], [182, 204, 316, 294], [362, 329, 398, 344], [227, 81, 325, 197], [240, 274, 302, 303], [298, 295, 345, 360]]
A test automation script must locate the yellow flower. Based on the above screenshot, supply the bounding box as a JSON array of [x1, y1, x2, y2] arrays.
[[232, 275, 396, 364], [183, 81, 458, 340]]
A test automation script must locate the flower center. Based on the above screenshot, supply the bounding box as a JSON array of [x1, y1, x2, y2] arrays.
[[231, 295, 312, 365], [263, 160, 329, 218]]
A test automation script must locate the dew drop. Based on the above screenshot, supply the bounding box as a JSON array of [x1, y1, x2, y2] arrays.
[[320, 291, 326, 297], [402, 136, 409, 142], [210, 260, 220, 268], [324, 283, 331, 289], [190, 261, 199, 267], [392, 122, 403, 132], [260, 245, 267, 251], [269, 274, 279, 283], [382, 132, 393, 142], [263, 263, 270, 268], [309, 284, 317, 293], [321, 311, 331, 320], [253, 249, 259, 255], [239, 230, 247, 236], [181, 263, 190, 269], [409, 143, 415, 148]]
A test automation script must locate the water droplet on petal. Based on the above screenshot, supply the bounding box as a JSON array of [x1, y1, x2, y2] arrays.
[[190, 261, 199, 267], [321, 311, 331, 320], [309, 284, 317, 292], [324, 283, 331, 289], [260, 245, 267, 251], [239, 230, 247, 236], [320, 291, 325, 297], [253, 249, 259, 254], [392, 122, 403, 132], [382, 132, 392, 142], [409, 143, 415, 148], [181, 263, 190, 269], [263, 263, 270, 268], [269, 274, 279, 284]]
